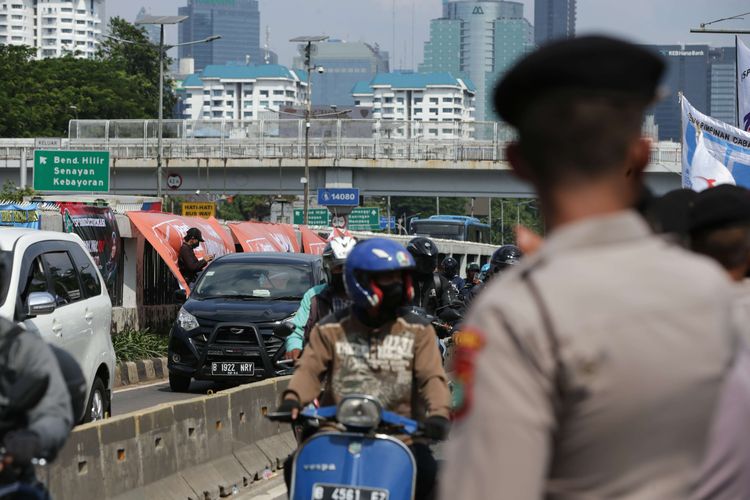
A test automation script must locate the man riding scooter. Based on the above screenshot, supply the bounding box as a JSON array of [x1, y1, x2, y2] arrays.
[[276, 238, 451, 500]]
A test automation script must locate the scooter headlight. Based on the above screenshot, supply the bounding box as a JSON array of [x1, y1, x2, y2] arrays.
[[337, 395, 382, 430]]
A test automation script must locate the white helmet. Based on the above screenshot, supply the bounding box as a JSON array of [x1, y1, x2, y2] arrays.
[[322, 236, 357, 281]]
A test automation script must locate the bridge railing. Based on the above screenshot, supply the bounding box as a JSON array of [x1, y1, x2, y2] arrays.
[[0, 119, 682, 167]]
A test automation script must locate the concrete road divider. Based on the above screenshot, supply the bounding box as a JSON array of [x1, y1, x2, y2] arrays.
[[114, 358, 168, 388], [46, 377, 295, 500]]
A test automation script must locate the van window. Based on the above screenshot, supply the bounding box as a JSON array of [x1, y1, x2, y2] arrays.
[[70, 246, 101, 298], [42, 252, 82, 305], [18, 256, 48, 306]]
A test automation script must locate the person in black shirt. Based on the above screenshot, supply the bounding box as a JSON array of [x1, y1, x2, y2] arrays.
[[178, 228, 213, 287]]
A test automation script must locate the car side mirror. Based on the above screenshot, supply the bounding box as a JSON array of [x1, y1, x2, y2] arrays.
[[174, 289, 187, 304], [27, 292, 56, 317], [273, 321, 294, 337]]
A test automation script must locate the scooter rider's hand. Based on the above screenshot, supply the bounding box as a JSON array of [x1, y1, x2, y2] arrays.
[[422, 415, 451, 440], [284, 349, 302, 361], [3, 430, 42, 464], [277, 398, 301, 421]]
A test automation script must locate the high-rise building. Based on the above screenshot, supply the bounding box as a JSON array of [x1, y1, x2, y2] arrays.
[[178, 0, 261, 71], [135, 7, 160, 45], [709, 46, 737, 127], [292, 40, 389, 107], [352, 72, 476, 139], [534, 0, 576, 46], [0, 0, 105, 59], [181, 64, 307, 121], [420, 0, 533, 121]]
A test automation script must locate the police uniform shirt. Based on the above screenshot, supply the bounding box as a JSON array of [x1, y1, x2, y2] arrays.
[[441, 210, 737, 499]]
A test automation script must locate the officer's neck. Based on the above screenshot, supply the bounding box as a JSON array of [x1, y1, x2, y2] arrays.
[[542, 177, 640, 231]]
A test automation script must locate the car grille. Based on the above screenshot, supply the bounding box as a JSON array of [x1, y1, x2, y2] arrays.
[[191, 322, 285, 360]]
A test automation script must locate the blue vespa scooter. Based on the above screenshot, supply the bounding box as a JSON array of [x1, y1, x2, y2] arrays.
[[269, 394, 421, 500]]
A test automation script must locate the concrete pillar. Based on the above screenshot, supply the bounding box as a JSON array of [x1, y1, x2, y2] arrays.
[[20, 148, 27, 188]]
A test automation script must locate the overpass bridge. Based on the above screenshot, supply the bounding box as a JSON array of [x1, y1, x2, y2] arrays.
[[0, 119, 683, 197]]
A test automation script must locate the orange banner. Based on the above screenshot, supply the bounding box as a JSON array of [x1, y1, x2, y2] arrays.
[[228, 222, 300, 253], [300, 226, 327, 255], [127, 212, 234, 290]]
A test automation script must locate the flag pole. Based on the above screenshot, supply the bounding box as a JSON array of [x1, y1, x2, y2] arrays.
[[736, 35, 741, 128]]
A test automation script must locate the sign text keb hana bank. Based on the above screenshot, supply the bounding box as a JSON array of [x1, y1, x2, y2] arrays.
[[33, 150, 109, 193]]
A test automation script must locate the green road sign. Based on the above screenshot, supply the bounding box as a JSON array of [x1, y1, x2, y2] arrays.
[[348, 207, 380, 231], [33, 150, 109, 193], [293, 208, 330, 226]]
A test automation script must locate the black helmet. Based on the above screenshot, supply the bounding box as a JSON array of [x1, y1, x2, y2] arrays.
[[406, 237, 439, 276], [467, 262, 481, 273], [489, 245, 522, 276], [441, 256, 459, 278]]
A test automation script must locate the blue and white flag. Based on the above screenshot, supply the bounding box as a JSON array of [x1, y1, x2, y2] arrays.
[[681, 96, 750, 190], [738, 36, 750, 131]]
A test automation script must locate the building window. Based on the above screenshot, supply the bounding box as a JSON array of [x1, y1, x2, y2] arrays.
[[397, 97, 404, 104], [260, 100, 269, 107], [414, 97, 423, 104], [414, 108, 422, 114], [273, 90, 284, 95], [260, 90, 269, 97], [384, 97, 393, 104], [354, 100, 361, 106], [443, 97, 453, 103], [429, 98, 439, 104], [429, 108, 439, 115]]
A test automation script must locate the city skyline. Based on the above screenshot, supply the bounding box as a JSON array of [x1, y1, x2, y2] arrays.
[[107, 0, 750, 71]]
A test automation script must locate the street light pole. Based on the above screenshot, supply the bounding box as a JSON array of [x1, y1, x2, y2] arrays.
[[290, 35, 328, 225], [304, 58, 311, 225], [157, 24, 164, 198]]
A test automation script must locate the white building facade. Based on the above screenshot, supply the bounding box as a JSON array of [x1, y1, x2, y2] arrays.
[[352, 72, 476, 139], [181, 64, 308, 121], [0, 0, 105, 59]]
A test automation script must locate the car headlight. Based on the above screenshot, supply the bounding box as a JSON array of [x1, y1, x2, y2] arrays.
[[177, 307, 200, 331], [337, 395, 382, 430]]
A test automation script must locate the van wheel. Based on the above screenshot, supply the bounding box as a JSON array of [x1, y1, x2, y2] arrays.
[[169, 372, 191, 392], [84, 377, 107, 423]]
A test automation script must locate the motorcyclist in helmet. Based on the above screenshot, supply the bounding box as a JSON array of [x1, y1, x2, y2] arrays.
[[440, 256, 464, 292], [464, 245, 523, 304], [406, 237, 462, 323], [460, 262, 482, 300], [277, 238, 451, 500], [285, 236, 357, 360]]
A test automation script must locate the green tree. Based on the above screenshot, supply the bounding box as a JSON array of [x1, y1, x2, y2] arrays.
[[0, 18, 176, 138], [1, 180, 35, 202], [216, 195, 279, 222], [96, 17, 176, 119]]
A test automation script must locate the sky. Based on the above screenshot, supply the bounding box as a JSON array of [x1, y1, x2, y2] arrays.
[[107, 0, 750, 70]]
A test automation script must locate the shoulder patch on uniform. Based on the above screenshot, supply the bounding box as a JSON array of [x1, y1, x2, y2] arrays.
[[451, 327, 486, 420]]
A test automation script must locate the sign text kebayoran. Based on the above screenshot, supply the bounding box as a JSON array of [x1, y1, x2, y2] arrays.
[[34, 150, 110, 193]]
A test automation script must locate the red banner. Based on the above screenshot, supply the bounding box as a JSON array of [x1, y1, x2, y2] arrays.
[[60, 203, 121, 298], [127, 212, 234, 290], [228, 222, 300, 253], [300, 226, 327, 255]]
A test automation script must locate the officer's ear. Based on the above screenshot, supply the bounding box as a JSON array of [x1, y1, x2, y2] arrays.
[[624, 137, 651, 180]]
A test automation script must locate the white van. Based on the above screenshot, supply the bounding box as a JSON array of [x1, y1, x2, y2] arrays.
[[0, 228, 116, 422]]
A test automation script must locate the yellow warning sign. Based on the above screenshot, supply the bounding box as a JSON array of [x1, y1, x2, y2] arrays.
[[181, 202, 216, 219]]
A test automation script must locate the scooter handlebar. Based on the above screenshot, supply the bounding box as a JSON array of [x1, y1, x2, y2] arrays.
[[266, 411, 295, 423]]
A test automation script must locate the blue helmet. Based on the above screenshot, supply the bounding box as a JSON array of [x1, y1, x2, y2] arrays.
[[344, 238, 415, 310]]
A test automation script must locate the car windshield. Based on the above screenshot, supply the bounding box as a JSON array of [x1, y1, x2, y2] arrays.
[[191, 261, 311, 300]]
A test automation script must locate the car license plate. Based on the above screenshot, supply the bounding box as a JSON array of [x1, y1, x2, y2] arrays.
[[312, 484, 389, 500], [210, 362, 254, 376]]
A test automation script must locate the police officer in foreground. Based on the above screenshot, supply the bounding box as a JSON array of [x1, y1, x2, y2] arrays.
[[406, 237, 462, 323], [442, 36, 738, 499]]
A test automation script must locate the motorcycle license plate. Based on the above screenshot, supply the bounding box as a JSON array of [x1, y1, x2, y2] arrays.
[[312, 484, 389, 500], [210, 362, 254, 376]]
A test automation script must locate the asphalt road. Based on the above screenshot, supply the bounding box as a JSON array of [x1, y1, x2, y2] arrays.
[[111, 379, 232, 415]]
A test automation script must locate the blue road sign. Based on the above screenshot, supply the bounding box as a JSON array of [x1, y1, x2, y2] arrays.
[[317, 188, 360, 206], [379, 216, 396, 230]]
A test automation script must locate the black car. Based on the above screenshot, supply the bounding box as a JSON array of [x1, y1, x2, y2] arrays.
[[167, 252, 324, 392]]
